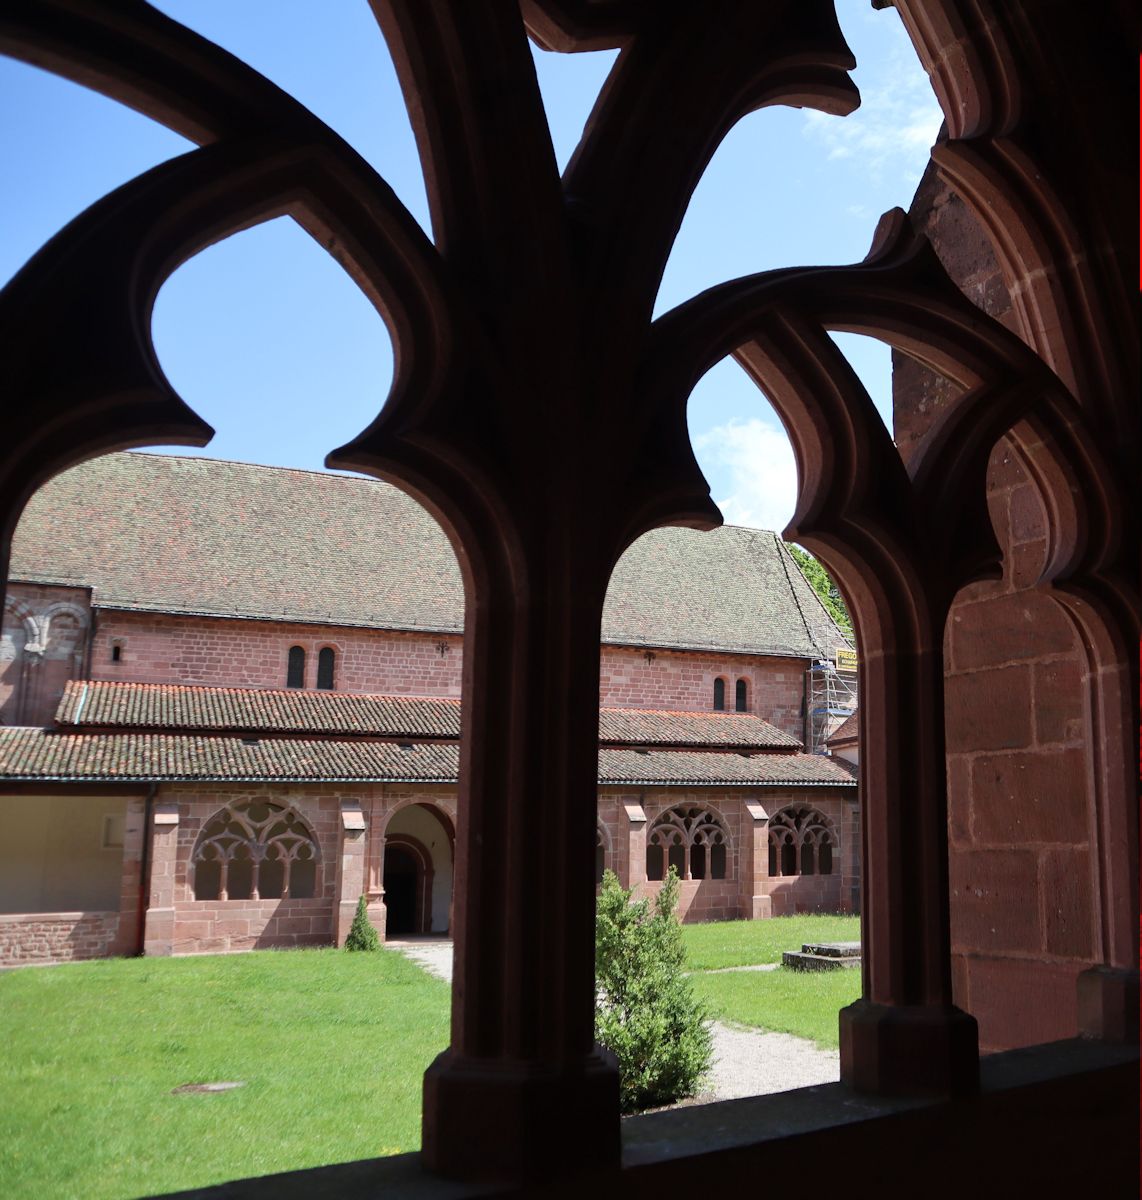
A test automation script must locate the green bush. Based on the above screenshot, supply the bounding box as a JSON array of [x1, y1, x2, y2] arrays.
[[344, 895, 381, 952], [595, 868, 712, 1112]]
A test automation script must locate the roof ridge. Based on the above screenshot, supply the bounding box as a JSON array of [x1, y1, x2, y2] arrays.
[[123, 450, 384, 487]]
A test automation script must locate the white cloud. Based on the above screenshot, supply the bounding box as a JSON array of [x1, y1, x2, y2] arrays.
[[692, 417, 798, 533], [801, 31, 943, 187]]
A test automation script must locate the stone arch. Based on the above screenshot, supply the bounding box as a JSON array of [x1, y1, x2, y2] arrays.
[[384, 801, 454, 935], [191, 797, 320, 902], [595, 821, 612, 885], [646, 803, 731, 883], [767, 806, 838, 878]]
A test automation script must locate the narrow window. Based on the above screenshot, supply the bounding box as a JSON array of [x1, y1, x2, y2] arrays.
[[316, 646, 335, 690], [735, 678, 748, 712], [595, 827, 605, 884], [287, 645, 305, 688], [819, 840, 833, 876], [110, 642, 122, 663], [713, 677, 726, 710]]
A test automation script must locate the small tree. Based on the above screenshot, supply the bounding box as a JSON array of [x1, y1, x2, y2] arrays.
[[595, 868, 712, 1112], [344, 895, 380, 952]]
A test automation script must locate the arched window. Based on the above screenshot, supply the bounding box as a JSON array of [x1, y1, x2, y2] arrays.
[[712, 677, 726, 710], [316, 646, 336, 690], [767, 806, 836, 877], [286, 645, 305, 688], [735, 678, 748, 712], [595, 826, 606, 884], [192, 799, 319, 901], [645, 805, 729, 882]]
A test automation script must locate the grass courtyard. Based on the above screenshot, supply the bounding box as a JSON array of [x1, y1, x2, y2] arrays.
[[0, 915, 859, 1199]]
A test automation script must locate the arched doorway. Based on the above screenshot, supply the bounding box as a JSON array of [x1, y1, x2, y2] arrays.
[[382, 843, 421, 936], [383, 803, 454, 935]]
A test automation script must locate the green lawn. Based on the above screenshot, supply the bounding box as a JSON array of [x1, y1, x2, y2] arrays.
[[0, 916, 863, 1198], [680, 914, 860, 971], [0, 949, 449, 1200], [690, 967, 861, 1050], [680, 916, 862, 1050]]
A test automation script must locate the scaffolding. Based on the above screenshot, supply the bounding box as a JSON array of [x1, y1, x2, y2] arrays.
[[805, 650, 858, 756]]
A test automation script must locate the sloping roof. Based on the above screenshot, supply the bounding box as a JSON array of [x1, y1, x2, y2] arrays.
[[53, 680, 801, 750], [596, 748, 856, 787], [10, 452, 847, 659], [827, 712, 859, 745], [0, 727, 854, 787]]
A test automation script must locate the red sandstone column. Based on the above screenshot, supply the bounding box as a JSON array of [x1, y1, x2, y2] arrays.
[[625, 801, 647, 890], [839, 640, 978, 1097], [335, 800, 367, 946], [420, 556, 620, 1182], [742, 801, 772, 919], [142, 801, 179, 956], [110, 794, 147, 956], [840, 797, 860, 916]]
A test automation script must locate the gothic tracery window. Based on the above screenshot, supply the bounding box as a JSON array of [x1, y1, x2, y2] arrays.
[[767, 806, 835, 877], [192, 799, 319, 901], [645, 804, 729, 882]]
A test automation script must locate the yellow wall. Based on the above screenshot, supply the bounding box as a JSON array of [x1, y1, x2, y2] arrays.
[[0, 794, 128, 912]]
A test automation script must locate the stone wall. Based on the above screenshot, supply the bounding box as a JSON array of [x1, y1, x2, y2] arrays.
[[599, 646, 807, 739], [897, 164, 1096, 1051], [601, 786, 856, 923], [0, 582, 91, 726], [90, 612, 464, 697], [0, 910, 120, 964]]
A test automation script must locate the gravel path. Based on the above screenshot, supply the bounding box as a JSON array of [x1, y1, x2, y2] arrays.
[[387, 937, 839, 1100]]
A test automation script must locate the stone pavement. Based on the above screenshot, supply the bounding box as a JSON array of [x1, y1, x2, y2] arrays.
[[387, 937, 840, 1100]]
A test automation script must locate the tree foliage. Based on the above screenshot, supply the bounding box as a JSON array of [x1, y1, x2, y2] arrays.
[[786, 544, 854, 643], [344, 894, 381, 952], [595, 868, 712, 1112]]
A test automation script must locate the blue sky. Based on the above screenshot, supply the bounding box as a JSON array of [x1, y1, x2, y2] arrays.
[[0, 1, 941, 535]]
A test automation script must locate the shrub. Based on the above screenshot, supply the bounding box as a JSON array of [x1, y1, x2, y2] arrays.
[[344, 895, 381, 952], [595, 867, 712, 1112]]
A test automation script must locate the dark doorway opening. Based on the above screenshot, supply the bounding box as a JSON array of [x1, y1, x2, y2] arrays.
[[383, 846, 418, 935]]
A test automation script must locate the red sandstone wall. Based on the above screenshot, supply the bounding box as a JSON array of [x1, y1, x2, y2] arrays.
[[599, 645, 806, 740], [600, 787, 855, 923], [168, 784, 342, 952], [1, 582, 91, 726], [0, 910, 120, 964], [898, 165, 1096, 1051], [91, 612, 464, 697], [90, 611, 810, 742]]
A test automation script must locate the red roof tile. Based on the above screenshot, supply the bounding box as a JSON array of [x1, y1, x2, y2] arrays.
[[54, 681, 801, 749], [0, 727, 854, 787]]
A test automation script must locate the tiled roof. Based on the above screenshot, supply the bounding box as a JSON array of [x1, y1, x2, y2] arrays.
[[596, 748, 856, 787], [0, 727, 458, 784], [54, 681, 801, 749], [598, 706, 799, 749], [10, 453, 848, 659], [0, 728, 854, 787], [828, 712, 859, 744], [57, 681, 461, 740]]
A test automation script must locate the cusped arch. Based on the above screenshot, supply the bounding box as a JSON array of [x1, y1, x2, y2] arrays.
[[767, 806, 837, 878], [191, 797, 320, 902], [645, 803, 730, 883]]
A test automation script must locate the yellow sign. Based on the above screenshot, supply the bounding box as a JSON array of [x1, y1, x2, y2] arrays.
[[834, 647, 858, 671]]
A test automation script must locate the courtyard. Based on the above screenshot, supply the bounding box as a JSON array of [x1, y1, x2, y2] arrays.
[[0, 916, 859, 1199]]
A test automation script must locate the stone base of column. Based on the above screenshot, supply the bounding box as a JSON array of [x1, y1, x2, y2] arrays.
[[840, 999, 978, 1097], [421, 1045, 620, 1182], [748, 894, 772, 919], [1077, 966, 1139, 1043], [366, 898, 387, 941], [143, 906, 174, 957]]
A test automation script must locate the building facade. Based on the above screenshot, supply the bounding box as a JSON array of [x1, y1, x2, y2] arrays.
[[0, 452, 856, 966]]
